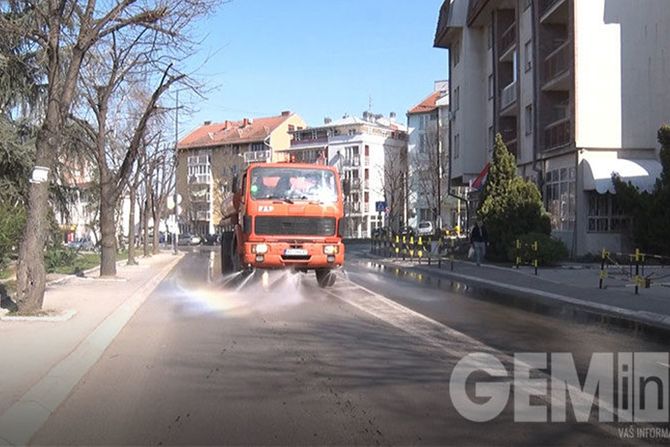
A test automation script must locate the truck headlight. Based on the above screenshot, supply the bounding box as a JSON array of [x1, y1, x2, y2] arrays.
[[253, 243, 268, 254], [323, 245, 339, 255]]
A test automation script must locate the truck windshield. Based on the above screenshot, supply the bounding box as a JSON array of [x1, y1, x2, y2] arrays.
[[249, 167, 338, 203]]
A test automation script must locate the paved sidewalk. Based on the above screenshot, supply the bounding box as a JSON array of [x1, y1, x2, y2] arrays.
[[0, 252, 183, 417], [364, 252, 670, 332]]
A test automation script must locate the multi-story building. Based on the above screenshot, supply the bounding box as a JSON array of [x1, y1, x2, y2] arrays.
[[278, 113, 409, 238], [176, 111, 306, 235], [434, 0, 668, 255], [406, 81, 465, 231]]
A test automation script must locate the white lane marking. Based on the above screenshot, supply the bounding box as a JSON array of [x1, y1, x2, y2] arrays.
[[326, 278, 625, 435], [0, 255, 184, 447]]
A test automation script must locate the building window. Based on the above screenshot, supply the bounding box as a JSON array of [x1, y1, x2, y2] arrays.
[[288, 124, 295, 132], [452, 41, 460, 66], [587, 192, 630, 233], [524, 40, 532, 72], [454, 134, 460, 159], [454, 86, 460, 111], [488, 74, 494, 100], [525, 104, 533, 135], [251, 142, 265, 152], [545, 168, 576, 231]]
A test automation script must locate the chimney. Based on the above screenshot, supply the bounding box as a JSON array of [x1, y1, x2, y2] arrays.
[[281, 110, 290, 117], [241, 118, 249, 127], [389, 112, 396, 120], [204, 120, 212, 126], [224, 120, 230, 129], [362, 111, 369, 121], [324, 117, 332, 124]]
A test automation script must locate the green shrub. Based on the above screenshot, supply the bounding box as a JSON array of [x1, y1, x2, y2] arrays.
[[44, 246, 79, 273], [507, 232, 568, 266], [0, 203, 26, 268], [478, 134, 551, 260]]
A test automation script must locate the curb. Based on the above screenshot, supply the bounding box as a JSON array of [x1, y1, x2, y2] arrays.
[[0, 309, 77, 323], [0, 253, 184, 446], [366, 256, 670, 334]]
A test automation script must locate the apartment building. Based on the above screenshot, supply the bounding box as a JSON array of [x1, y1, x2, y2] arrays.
[[406, 81, 466, 231], [278, 114, 409, 238], [434, 0, 669, 255], [176, 111, 307, 235]]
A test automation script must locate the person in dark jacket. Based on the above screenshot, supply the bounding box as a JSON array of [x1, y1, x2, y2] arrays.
[[470, 219, 488, 266]]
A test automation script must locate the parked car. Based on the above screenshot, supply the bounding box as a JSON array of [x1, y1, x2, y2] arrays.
[[203, 234, 219, 245], [399, 226, 415, 237], [178, 233, 203, 246], [417, 221, 434, 236]]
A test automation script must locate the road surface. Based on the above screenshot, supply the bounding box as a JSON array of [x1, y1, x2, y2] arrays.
[[31, 245, 667, 445]]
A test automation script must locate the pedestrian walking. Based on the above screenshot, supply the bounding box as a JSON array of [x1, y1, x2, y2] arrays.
[[470, 219, 488, 266]]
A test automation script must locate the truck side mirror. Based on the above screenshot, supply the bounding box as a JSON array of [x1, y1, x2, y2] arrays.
[[342, 179, 351, 196]]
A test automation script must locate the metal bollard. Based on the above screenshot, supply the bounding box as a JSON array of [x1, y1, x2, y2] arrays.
[[532, 240, 539, 275]]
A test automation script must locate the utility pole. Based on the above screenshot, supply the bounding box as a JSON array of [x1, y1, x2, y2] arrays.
[[172, 89, 179, 255]]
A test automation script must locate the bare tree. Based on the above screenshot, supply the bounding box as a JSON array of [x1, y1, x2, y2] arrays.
[[380, 147, 407, 233], [5, 0, 214, 311], [408, 126, 448, 227]]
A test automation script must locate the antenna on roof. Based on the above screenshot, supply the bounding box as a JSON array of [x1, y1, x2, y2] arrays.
[[368, 94, 372, 114]]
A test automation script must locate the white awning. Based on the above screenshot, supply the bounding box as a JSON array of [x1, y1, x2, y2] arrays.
[[582, 156, 662, 194]]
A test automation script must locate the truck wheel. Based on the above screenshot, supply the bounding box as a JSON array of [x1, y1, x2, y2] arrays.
[[315, 268, 336, 288], [221, 232, 233, 273], [231, 236, 242, 272]]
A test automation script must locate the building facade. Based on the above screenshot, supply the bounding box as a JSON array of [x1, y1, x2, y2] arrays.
[[434, 0, 668, 255], [406, 81, 465, 231], [176, 111, 307, 235], [278, 114, 409, 238]]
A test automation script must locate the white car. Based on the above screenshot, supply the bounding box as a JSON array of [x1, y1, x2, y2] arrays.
[[417, 221, 434, 236]]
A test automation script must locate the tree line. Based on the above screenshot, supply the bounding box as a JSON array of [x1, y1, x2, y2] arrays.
[[1, 0, 218, 312]]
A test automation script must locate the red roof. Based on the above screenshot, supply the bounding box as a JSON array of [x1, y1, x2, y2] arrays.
[[178, 113, 293, 150], [407, 91, 442, 114]]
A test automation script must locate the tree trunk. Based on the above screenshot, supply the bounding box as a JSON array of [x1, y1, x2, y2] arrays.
[[14, 130, 54, 312], [152, 206, 161, 254], [142, 195, 150, 257], [99, 181, 118, 276], [127, 186, 138, 265]]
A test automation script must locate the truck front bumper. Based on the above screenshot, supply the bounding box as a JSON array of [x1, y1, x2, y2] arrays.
[[241, 241, 345, 270]]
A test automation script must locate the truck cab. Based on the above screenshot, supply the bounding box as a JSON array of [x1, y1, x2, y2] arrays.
[[220, 163, 345, 287]]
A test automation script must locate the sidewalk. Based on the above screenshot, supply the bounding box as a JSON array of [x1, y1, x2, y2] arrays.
[[0, 252, 183, 419], [365, 251, 670, 332]]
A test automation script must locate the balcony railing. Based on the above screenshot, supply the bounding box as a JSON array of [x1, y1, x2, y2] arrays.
[[543, 41, 571, 85], [243, 149, 271, 163], [352, 178, 361, 189], [500, 80, 517, 110], [544, 119, 571, 150], [343, 155, 361, 167], [345, 202, 362, 214], [539, 0, 564, 18], [291, 135, 328, 147], [499, 23, 516, 55]]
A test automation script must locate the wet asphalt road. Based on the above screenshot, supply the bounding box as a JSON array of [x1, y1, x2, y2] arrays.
[[31, 245, 668, 446]]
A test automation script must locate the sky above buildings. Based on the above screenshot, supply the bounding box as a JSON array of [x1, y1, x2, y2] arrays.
[[176, 0, 447, 137]]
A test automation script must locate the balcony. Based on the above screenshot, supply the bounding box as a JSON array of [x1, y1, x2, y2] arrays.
[[498, 23, 516, 60], [345, 202, 362, 214], [290, 135, 328, 147], [352, 178, 361, 189], [343, 155, 361, 167], [539, 0, 568, 24], [500, 80, 517, 112], [544, 119, 571, 150], [542, 41, 571, 90], [243, 149, 271, 163]]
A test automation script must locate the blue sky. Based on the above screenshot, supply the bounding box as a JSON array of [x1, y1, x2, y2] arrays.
[[178, 0, 447, 135]]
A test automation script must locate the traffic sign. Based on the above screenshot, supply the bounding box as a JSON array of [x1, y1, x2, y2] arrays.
[[375, 201, 387, 213]]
